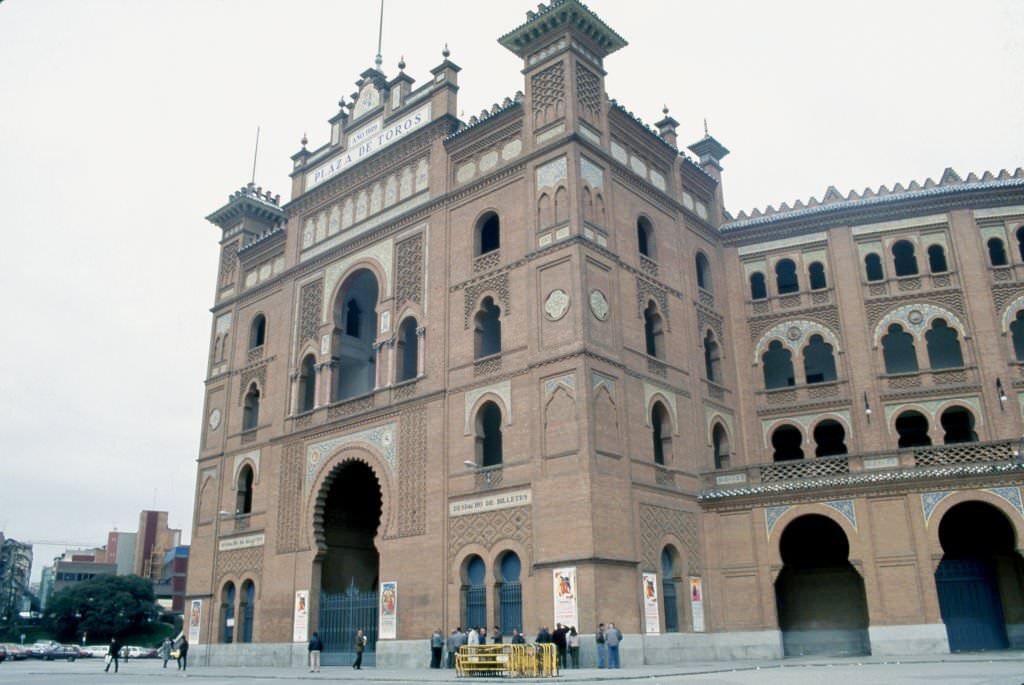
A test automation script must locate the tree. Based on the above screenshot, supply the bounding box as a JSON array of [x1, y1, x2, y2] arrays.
[[46, 575, 158, 642]]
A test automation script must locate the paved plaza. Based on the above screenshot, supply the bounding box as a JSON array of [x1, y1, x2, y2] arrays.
[[1, 654, 1022, 685]]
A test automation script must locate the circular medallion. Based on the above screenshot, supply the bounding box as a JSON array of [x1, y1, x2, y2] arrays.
[[208, 408, 222, 431], [908, 309, 924, 325], [787, 326, 802, 341], [589, 289, 610, 321], [544, 289, 570, 321]]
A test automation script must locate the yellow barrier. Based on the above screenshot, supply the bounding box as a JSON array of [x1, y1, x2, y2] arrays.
[[455, 643, 558, 678]]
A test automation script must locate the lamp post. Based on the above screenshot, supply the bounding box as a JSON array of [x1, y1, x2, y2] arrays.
[[996, 377, 1008, 412]]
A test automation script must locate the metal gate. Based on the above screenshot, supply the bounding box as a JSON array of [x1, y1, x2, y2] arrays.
[[319, 581, 379, 667], [499, 581, 522, 634], [464, 585, 487, 630], [936, 558, 1008, 652], [662, 578, 679, 632]]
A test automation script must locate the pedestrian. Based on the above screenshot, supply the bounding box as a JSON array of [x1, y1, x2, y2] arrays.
[[177, 636, 189, 671], [510, 628, 525, 645], [491, 625, 503, 644], [605, 622, 622, 668], [104, 636, 121, 673], [467, 625, 480, 646], [446, 628, 460, 669], [159, 637, 172, 668], [430, 628, 443, 668], [535, 625, 551, 644], [353, 628, 366, 669], [595, 623, 606, 668], [568, 626, 580, 668], [308, 631, 323, 673], [552, 623, 567, 668]]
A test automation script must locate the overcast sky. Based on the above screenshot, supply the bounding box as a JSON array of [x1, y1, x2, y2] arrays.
[[1, 0, 1021, 584]]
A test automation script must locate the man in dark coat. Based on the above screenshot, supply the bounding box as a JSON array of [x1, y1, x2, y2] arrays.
[[104, 637, 121, 673]]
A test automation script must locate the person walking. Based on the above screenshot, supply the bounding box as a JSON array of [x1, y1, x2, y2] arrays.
[[605, 622, 622, 668], [568, 626, 580, 668], [104, 637, 121, 673], [595, 623, 606, 668], [430, 628, 443, 668], [159, 637, 172, 668], [308, 631, 323, 673], [353, 628, 366, 669], [177, 636, 189, 671]]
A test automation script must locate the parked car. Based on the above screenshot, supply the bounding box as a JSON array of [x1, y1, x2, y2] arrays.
[[3, 644, 28, 660], [27, 640, 60, 658], [122, 645, 157, 658], [55, 645, 80, 661], [82, 645, 110, 658], [0, 644, 6, 662]]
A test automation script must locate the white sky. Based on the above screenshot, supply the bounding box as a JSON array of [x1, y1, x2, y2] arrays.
[[1, 0, 1021, 584]]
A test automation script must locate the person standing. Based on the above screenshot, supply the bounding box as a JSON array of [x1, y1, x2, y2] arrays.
[[490, 625, 502, 644], [446, 628, 460, 669], [510, 628, 525, 644], [467, 626, 480, 646], [104, 637, 121, 673], [177, 636, 189, 671], [430, 628, 443, 668], [605, 622, 622, 668], [595, 623, 606, 668], [308, 631, 323, 673], [568, 626, 580, 668], [552, 623, 567, 669], [353, 628, 366, 670], [159, 637, 172, 668]]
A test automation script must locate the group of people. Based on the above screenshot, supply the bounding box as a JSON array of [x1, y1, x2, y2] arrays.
[[435, 626, 526, 668], [103, 635, 188, 674], [533, 624, 581, 668], [306, 629, 367, 672], [594, 622, 623, 668]]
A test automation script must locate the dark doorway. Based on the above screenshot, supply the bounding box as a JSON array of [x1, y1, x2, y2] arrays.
[[775, 515, 870, 656]]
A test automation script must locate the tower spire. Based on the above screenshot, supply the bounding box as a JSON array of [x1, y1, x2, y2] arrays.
[[374, 0, 384, 71]]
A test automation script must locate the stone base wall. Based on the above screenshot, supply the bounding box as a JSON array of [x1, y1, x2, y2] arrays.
[[189, 642, 306, 668], [867, 624, 950, 656]]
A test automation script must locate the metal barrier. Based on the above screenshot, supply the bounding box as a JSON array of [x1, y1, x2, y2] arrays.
[[456, 643, 559, 678]]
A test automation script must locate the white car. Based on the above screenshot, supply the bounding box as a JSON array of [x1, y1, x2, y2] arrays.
[[82, 645, 110, 658]]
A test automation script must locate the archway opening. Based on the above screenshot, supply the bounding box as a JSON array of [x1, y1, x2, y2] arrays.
[[775, 514, 870, 656], [940, 406, 977, 444], [895, 410, 931, 447], [497, 551, 522, 637], [813, 419, 848, 457], [462, 555, 487, 632], [935, 501, 1024, 651], [771, 425, 804, 462], [661, 546, 681, 633], [332, 269, 379, 401]]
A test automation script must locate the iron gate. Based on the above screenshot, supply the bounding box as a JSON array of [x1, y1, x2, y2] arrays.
[[319, 581, 378, 667], [936, 558, 1008, 651], [499, 581, 522, 634]]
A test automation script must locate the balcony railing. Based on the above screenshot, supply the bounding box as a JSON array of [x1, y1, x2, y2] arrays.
[[701, 439, 1024, 501]]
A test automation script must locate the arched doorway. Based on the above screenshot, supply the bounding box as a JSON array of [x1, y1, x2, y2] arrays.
[[318, 460, 383, 666], [775, 514, 870, 656], [935, 501, 1024, 651]]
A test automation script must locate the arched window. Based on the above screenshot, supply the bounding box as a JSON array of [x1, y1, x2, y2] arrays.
[[750, 272, 767, 300], [332, 269, 379, 401], [695, 252, 712, 291], [940, 406, 977, 444], [475, 401, 503, 467], [813, 419, 848, 457], [637, 217, 655, 260], [988, 238, 1009, 267], [497, 552, 522, 636], [808, 262, 827, 290], [864, 253, 884, 282], [236, 464, 254, 515], [396, 317, 419, 382], [892, 240, 919, 276], [242, 383, 260, 431], [298, 354, 316, 413], [345, 300, 361, 337], [1011, 311, 1024, 361], [704, 331, 721, 383], [775, 259, 799, 295], [239, 580, 255, 643], [803, 334, 837, 384], [927, 244, 948, 273], [925, 319, 964, 369], [661, 547, 680, 633], [712, 423, 730, 470], [771, 425, 804, 461], [651, 402, 672, 466], [895, 410, 931, 447], [474, 297, 502, 359], [643, 301, 664, 359], [1017, 226, 1024, 262], [463, 555, 487, 631], [249, 314, 266, 349], [762, 340, 795, 389], [882, 324, 918, 374], [221, 582, 236, 643], [476, 212, 500, 256]]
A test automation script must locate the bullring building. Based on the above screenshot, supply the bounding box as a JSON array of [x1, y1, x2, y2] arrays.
[[185, 0, 1024, 667]]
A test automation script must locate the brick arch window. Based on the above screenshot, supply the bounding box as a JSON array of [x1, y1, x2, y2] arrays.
[[637, 216, 656, 260], [476, 211, 500, 256], [775, 259, 799, 295], [803, 334, 837, 384], [940, 405, 977, 444], [813, 419, 848, 457], [497, 551, 522, 636], [462, 554, 487, 631], [1017, 226, 1024, 262], [882, 324, 918, 374], [220, 581, 236, 643], [892, 240, 919, 276], [249, 314, 266, 349], [236, 464, 254, 515], [651, 401, 672, 466], [771, 424, 804, 461], [242, 383, 260, 431], [474, 297, 502, 359], [988, 237, 1009, 266], [895, 410, 931, 447], [695, 252, 712, 291], [750, 271, 767, 300], [712, 423, 730, 469], [927, 244, 948, 273], [925, 318, 964, 369], [396, 316, 419, 382], [298, 354, 316, 413], [643, 301, 665, 359], [762, 340, 795, 389], [475, 401, 503, 467], [661, 546, 681, 633], [704, 330, 721, 383], [1011, 310, 1024, 361], [808, 261, 827, 290], [239, 580, 255, 643], [332, 268, 379, 401], [864, 253, 884, 282]]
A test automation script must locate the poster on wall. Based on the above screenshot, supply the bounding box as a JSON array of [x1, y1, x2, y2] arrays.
[[379, 581, 398, 639], [187, 600, 202, 644], [552, 567, 578, 628], [689, 577, 705, 633], [642, 572, 660, 634], [293, 590, 309, 642]]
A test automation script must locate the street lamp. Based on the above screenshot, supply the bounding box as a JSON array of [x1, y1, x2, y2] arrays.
[[996, 377, 1008, 411]]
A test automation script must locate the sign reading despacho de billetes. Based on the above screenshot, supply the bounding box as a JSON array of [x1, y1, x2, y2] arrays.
[[218, 533, 265, 551], [449, 488, 531, 517], [305, 102, 432, 191]]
